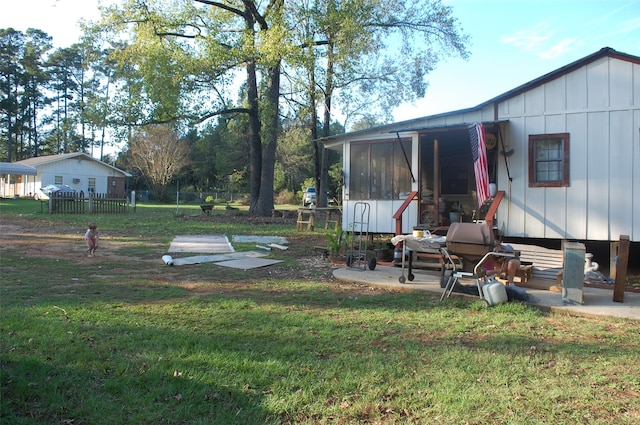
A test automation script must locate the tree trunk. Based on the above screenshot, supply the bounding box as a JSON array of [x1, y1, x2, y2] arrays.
[[254, 61, 281, 216], [246, 59, 262, 213], [308, 52, 320, 206], [318, 41, 335, 208]]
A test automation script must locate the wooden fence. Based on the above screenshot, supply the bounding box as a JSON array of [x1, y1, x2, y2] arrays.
[[47, 193, 130, 214]]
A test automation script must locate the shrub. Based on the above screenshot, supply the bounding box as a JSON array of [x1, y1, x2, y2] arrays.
[[275, 190, 296, 205]]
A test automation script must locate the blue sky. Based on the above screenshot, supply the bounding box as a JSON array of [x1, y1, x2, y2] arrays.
[[394, 0, 640, 119], [3, 0, 640, 122]]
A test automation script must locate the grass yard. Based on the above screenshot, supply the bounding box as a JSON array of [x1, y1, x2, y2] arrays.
[[1, 199, 640, 424]]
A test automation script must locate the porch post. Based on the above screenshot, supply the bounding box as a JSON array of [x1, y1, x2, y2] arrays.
[[433, 138, 440, 226]]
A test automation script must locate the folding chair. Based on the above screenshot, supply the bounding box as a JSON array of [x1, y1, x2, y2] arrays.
[[440, 249, 517, 302], [440, 248, 477, 301]]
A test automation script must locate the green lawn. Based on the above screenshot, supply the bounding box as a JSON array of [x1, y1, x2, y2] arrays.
[[1, 198, 639, 424]]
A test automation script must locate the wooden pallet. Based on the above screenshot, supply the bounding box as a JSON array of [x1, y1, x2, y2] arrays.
[[509, 243, 564, 290]]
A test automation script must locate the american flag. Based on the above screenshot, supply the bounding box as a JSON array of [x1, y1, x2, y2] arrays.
[[469, 122, 490, 207]]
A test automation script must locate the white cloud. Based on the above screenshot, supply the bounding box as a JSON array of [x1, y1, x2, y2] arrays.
[[500, 22, 553, 51], [538, 38, 579, 59]]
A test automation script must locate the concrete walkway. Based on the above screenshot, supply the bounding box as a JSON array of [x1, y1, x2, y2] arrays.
[[333, 265, 640, 321]]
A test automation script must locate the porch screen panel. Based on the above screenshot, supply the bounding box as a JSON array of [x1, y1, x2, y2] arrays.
[[371, 143, 393, 199], [393, 139, 412, 199], [350, 144, 369, 200], [349, 139, 412, 201]]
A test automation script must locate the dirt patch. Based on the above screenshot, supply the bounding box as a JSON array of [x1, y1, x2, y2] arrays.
[[0, 214, 383, 297], [3, 213, 636, 295]]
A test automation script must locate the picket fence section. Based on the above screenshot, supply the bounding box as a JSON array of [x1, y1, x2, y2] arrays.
[[48, 192, 130, 214]]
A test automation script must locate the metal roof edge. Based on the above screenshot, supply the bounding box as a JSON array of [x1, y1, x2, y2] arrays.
[[389, 119, 509, 134], [0, 162, 38, 176], [319, 47, 638, 144], [318, 106, 483, 144]]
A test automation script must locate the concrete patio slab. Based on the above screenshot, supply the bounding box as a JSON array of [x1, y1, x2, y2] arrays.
[[333, 265, 640, 321]]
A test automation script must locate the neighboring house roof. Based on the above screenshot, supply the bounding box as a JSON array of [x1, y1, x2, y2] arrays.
[[321, 47, 640, 142], [0, 162, 37, 176], [17, 152, 132, 177]]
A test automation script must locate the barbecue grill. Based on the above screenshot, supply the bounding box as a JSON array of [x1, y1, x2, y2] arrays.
[[445, 222, 496, 271]]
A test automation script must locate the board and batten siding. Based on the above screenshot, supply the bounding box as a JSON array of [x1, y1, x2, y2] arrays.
[[496, 55, 640, 242]]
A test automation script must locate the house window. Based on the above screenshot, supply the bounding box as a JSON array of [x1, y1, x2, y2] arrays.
[[54, 176, 63, 185], [528, 133, 569, 187], [349, 139, 412, 200], [88, 178, 96, 193]]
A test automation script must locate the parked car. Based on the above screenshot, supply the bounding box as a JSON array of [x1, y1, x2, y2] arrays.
[[302, 187, 316, 206], [35, 184, 76, 200]]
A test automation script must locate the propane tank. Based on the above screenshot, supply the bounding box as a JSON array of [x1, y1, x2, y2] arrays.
[[482, 281, 508, 306]]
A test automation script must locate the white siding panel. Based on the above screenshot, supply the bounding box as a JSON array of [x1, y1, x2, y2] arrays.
[[586, 112, 610, 240], [523, 116, 546, 237], [565, 113, 589, 240], [609, 59, 633, 108], [544, 114, 566, 134], [525, 115, 546, 138], [343, 201, 378, 233], [403, 202, 419, 234], [608, 110, 634, 239], [544, 77, 566, 113], [504, 93, 525, 117], [372, 201, 396, 234], [544, 188, 567, 239], [497, 118, 526, 236], [542, 115, 567, 238], [634, 63, 640, 108], [342, 200, 418, 234], [587, 59, 609, 109], [524, 188, 546, 237], [633, 109, 640, 242], [566, 66, 588, 110], [524, 85, 544, 115]]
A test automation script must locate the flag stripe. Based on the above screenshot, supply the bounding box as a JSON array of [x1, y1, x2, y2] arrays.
[[469, 122, 490, 208]]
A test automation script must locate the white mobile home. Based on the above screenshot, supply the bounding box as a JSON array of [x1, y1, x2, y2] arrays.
[[9, 152, 131, 198], [323, 47, 640, 244]]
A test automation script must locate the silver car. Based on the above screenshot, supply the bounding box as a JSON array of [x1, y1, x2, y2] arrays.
[[35, 184, 76, 200], [302, 187, 316, 206]]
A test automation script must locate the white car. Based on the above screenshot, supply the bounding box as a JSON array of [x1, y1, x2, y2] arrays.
[[35, 184, 76, 200]]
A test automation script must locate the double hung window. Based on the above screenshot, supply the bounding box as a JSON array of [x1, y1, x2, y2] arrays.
[[528, 133, 570, 187]]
